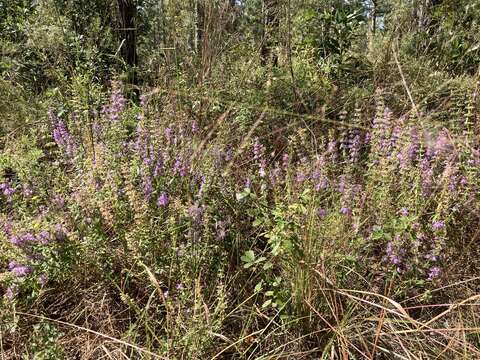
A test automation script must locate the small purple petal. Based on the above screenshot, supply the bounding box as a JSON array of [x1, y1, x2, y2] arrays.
[[157, 192, 169, 207], [11, 265, 32, 277], [432, 221, 445, 231], [428, 266, 441, 280]]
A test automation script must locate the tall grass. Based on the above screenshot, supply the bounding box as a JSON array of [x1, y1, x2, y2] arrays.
[[1, 78, 480, 359]]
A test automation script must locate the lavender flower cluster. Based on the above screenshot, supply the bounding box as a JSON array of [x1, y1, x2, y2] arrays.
[[50, 110, 77, 158], [101, 81, 126, 123], [3, 221, 65, 299], [0, 182, 15, 202], [7, 81, 477, 302]]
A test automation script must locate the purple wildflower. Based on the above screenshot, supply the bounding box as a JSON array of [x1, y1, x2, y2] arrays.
[[4, 187, 15, 197], [389, 123, 401, 152], [408, 126, 420, 161], [10, 232, 35, 247], [11, 264, 32, 277], [22, 185, 33, 198], [144, 145, 155, 167], [372, 107, 391, 151], [188, 203, 205, 222], [348, 132, 362, 163], [314, 176, 328, 191], [173, 156, 189, 177], [386, 242, 401, 265], [269, 166, 282, 187], [0, 182, 15, 200], [253, 138, 265, 160], [22, 232, 37, 242], [101, 81, 126, 122], [153, 153, 164, 177], [52, 118, 77, 157], [37, 231, 51, 245], [428, 266, 441, 280], [8, 261, 20, 270], [224, 148, 233, 162], [157, 192, 169, 207], [397, 147, 409, 169], [337, 176, 346, 194], [312, 158, 328, 191], [140, 94, 147, 107], [2, 221, 13, 236], [143, 177, 153, 201], [252, 140, 267, 177], [400, 208, 409, 216], [340, 207, 351, 215], [10, 236, 22, 247], [258, 160, 266, 178], [317, 208, 327, 218], [433, 130, 451, 157], [327, 139, 338, 160], [296, 171, 307, 183], [5, 286, 17, 300], [364, 132, 371, 144], [38, 205, 48, 215], [425, 253, 438, 262], [432, 221, 445, 231], [420, 158, 433, 197], [191, 120, 199, 133], [281, 154, 289, 169]]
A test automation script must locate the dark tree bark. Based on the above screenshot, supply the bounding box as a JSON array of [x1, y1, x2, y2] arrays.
[[368, 0, 377, 51], [195, 0, 205, 57], [261, 0, 278, 67], [117, 0, 139, 101], [226, 0, 238, 33]]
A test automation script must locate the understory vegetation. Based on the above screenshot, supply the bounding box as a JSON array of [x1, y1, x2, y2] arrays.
[[1, 0, 480, 358]]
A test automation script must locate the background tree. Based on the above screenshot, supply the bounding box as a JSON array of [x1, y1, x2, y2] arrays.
[[117, 0, 139, 100], [261, 0, 279, 67]]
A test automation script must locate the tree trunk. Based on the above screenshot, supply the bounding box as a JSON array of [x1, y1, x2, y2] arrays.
[[261, 0, 278, 67], [195, 0, 204, 57], [226, 0, 237, 33], [117, 0, 139, 101], [368, 0, 377, 52]]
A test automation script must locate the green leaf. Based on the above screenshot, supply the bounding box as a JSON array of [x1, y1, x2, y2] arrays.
[[241, 250, 255, 264], [235, 188, 251, 201], [263, 261, 273, 270], [252, 218, 263, 227], [254, 281, 264, 293]]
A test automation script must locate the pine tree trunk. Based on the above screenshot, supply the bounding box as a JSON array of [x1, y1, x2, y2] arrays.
[[195, 0, 204, 57], [117, 0, 139, 101], [261, 0, 278, 67], [368, 0, 377, 52]]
